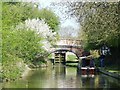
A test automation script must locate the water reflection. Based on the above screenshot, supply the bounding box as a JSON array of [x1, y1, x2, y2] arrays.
[[2, 64, 120, 88]]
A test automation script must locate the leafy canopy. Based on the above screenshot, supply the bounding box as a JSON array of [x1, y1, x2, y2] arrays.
[[69, 2, 119, 49], [2, 2, 59, 32]]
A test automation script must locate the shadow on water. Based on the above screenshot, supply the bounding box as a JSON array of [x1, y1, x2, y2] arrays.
[[1, 63, 120, 88]]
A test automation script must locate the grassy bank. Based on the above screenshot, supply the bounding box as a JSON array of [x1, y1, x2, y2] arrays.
[[66, 54, 78, 66], [104, 65, 120, 75], [2, 55, 26, 82], [67, 55, 77, 61]]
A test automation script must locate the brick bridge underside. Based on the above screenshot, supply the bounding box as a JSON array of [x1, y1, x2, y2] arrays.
[[50, 45, 84, 59]]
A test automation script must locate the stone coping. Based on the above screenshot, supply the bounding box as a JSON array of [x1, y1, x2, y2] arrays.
[[98, 67, 120, 79]]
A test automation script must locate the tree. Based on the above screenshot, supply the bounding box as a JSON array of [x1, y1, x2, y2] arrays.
[[2, 2, 60, 80], [68, 2, 119, 49], [2, 2, 59, 32], [17, 18, 58, 52], [37, 8, 60, 32], [68, 2, 120, 68]]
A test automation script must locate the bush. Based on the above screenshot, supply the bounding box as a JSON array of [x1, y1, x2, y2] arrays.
[[2, 2, 59, 81], [2, 54, 26, 81]]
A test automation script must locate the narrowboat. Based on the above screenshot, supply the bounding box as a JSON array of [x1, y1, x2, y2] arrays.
[[78, 56, 95, 75]]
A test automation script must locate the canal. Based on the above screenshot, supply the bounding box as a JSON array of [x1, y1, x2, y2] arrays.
[[1, 64, 120, 88]]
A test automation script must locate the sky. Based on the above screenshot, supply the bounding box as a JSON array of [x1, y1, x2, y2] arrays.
[[38, 0, 80, 38]]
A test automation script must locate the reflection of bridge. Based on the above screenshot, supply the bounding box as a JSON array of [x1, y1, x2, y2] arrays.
[[50, 39, 84, 64]]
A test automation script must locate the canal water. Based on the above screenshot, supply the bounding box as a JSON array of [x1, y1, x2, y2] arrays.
[[1, 64, 120, 88]]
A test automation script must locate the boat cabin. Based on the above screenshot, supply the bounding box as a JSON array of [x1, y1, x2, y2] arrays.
[[81, 57, 95, 74]]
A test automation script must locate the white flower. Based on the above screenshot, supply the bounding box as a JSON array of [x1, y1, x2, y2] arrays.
[[16, 18, 57, 51]]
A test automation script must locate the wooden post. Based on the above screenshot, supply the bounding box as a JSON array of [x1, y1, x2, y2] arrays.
[[61, 53, 66, 65]]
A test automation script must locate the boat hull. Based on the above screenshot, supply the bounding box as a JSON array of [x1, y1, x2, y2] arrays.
[[81, 67, 95, 75]]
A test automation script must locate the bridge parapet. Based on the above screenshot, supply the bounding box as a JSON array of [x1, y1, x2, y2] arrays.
[[49, 39, 84, 58], [53, 45, 82, 48], [56, 39, 82, 46]]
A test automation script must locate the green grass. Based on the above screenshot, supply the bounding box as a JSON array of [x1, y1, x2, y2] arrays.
[[66, 63, 78, 65], [67, 55, 77, 61], [105, 65, 120, 74], [66, 55, 78, 67], [108, 70, 119, 72]]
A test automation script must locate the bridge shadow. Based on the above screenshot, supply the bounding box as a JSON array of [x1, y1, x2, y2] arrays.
[[49, 49, 80, 66]]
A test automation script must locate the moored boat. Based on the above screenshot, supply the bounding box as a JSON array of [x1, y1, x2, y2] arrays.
[[78, 56, 96, 75]]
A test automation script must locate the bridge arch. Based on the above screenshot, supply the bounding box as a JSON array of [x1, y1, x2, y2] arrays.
[[48, 39, 84, 64], [50, 49, 80, 59]]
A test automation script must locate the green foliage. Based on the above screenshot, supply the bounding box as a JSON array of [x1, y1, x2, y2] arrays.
[[82, 2, 119, 48], [90, 50, 100, 58], [67, 55, 77, 61], [2, 29, 44, 62], [69, 2, 120, 68], [1, 2, 59, 80], [70, 2, 119, 49], [2, 29, 44, 79], [37, 9, 60, 32], [2, 54, 25, 80], [2, 2, 37, 29], [2, 2, 59, 32]]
